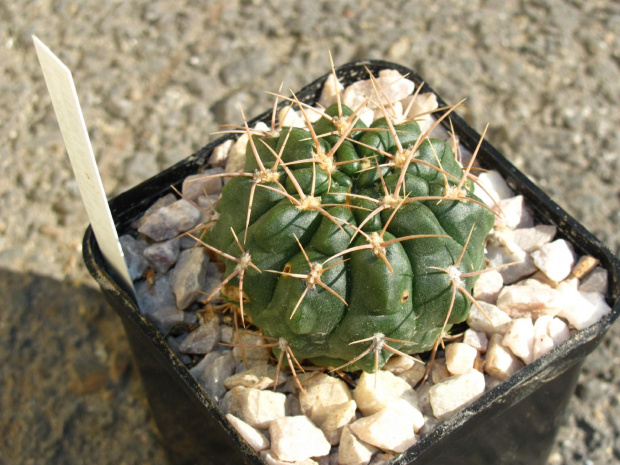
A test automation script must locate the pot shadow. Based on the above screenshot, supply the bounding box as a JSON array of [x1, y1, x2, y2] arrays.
[[0, 268, 168, 465]]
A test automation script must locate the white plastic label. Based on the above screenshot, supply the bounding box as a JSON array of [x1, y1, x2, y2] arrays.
[[33, 36, 135, 296]]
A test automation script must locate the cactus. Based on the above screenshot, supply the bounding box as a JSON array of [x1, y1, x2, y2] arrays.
[[200, 69, 496, 374]]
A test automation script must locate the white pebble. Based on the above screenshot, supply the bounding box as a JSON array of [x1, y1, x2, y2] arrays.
[[402, 92, 438, 132], [547, 317, 571, 345], [416, 380, 434, 417], [533, 316, 557, 360], [484, 334, 524, 381], [281, 372, 318, 394], [462, 329, 489, 353], [382, 355, 415, 374], [338, 425, 378, 465], [475, 170, 514, 207], [269, 416, 331, 462], [196, 194, 221, 216], [221, 386, 286, 429], [429, 370, 486, 421], [558, 273, 581, 288], [396, 363, 426, 388], [378, 69, 415, 101], [224, 364, 286, 391], [182, 168, 224, 201], [532, 315, 571, 357], [313, 399, 357, 446], [359, 108, 375, 127], [510, 225, 557, 253], [388, 101, 404, 121], [502, 318, 535, 365], [353, 370, 418, 416], [495, 196, 534, 230], [582, 292, 612, 319], [473, 269, 504, 304], [349, 405, 419, 453], [232, 331, 270, 369], [209, 139, 233, 167], [341, 84, 370, 112], [485, 240, 537, 284], [261, 449, 318, 465], [226, 134, 249, 174], [466, 301, 512, 335], [226, 414, 270, 452], [199, 264, 223, 304], [319, 73, 344, 109], [227, 123, 270, 176], [279, 106, 307, 128], [495, 279, 564, 319], [445, 343, 478, 375], [556, 283, 612, 330], [531, 239, 576, 283], [533, 336, 555, 361], [342, 71, 414, 111], [299, 374, 353, 422]]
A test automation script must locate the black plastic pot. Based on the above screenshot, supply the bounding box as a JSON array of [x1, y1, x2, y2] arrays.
[[83, 60, 620, 465]]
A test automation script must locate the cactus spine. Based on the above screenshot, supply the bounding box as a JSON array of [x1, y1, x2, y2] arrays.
[[201, 68, 495, 374]]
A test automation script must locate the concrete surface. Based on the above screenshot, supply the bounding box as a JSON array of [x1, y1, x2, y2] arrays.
[[1, 1, 619, 464]]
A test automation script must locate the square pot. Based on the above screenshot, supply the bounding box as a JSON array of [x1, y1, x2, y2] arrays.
[[82, 60, 620, 465]]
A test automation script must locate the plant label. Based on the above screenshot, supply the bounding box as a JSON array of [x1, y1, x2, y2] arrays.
[[33, 36, 135, 297]]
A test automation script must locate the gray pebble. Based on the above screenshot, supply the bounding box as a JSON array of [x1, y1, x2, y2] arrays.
[[135, 275, 184, 333], [138, 199, 205, 242], [119, 234, 149, 280], [144, 238, 181, 274], [135, 274, 176, 313], [171, 248, 210, 310], [131, 193, 177, 230], [146, 305, 186, 334], [192, 351, 236, 402], [578, 267, 609, 295], [179, 311, 222, 355]]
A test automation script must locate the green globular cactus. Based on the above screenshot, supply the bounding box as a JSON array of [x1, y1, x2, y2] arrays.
[[202, 85, 495, 374]]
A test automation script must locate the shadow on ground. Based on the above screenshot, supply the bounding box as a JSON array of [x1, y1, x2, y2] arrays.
[[0, 268, 168, 465]]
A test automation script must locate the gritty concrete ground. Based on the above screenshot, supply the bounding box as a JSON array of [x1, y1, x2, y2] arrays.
[[1, 1, 619, 464]]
